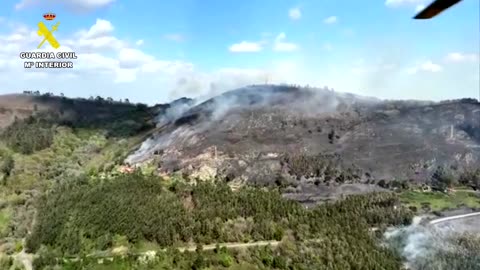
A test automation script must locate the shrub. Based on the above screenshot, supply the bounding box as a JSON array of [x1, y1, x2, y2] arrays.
[[219, 253, 233, 267]]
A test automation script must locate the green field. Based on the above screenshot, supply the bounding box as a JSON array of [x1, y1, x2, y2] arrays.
[[400, 190, 480, 211]]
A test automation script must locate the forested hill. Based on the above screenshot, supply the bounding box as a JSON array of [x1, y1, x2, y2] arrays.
[[0, 93, 156, 135], [0, 92, 185, 269]]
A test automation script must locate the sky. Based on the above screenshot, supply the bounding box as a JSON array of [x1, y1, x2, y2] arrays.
[[0, 0, 478, 104]]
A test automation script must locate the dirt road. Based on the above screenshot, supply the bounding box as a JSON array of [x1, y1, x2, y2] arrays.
[[429, 211, 480, 234], [174, 240, 281, 252], [429, 211, 480, 225]]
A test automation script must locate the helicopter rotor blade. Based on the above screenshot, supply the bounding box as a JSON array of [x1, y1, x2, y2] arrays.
[[413, 0, 462, 19]]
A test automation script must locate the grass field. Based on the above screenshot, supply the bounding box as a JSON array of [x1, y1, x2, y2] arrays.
[[400, 190, 480, 211]]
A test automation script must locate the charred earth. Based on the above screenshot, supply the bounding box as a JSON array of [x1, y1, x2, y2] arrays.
[[126, 85, 480, 203]]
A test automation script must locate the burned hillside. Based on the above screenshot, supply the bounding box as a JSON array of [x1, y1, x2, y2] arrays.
[[125, 85, 479, 199]]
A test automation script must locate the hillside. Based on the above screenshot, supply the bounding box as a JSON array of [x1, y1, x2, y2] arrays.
[[0, 87, 478, 269], [0, 93, 191, 266], [0, 93, 160, 136], [125, 85, 480, 202]]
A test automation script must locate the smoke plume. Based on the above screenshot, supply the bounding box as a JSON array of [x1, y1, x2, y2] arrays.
[[384, 216, 480, 269]]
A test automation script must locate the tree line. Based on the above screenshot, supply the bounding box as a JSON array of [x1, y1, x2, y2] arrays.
[[27, 172, 413, 269], [1, 114, 55, 154]]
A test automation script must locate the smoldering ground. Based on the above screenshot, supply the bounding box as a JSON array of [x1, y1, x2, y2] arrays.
[[126, 82, 479, 170], [126, 84, 352, 164]]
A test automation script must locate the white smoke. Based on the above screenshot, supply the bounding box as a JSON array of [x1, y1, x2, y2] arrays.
[[384, 216, 439, 267], [384, 215, 480, 269], [155, 101, 194, 126], [125, 84, 379, 165], [204, 84, 349, 121], [125, 137, 156, 165], [125, 125, 202, 164]]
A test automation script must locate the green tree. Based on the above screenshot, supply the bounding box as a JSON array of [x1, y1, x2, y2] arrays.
[[273, 256, 287, 269], [192, 253, 206, 270], [0, 154, 14, 182]]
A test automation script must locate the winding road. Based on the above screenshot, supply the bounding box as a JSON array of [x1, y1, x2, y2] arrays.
[[429, 211, 480, 234], [429, 211, 480, 225]]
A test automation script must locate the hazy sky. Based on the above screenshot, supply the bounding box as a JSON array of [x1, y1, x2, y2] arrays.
[[0, 0, 478, 104]]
